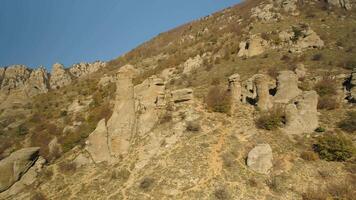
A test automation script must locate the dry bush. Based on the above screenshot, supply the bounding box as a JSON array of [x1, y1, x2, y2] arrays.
[[214, 188, 230, 200], [313, 133, 355, 162], [338, 111, 356, 133], [159, 112, 173, 124], [31, 191, 47, 200], [301, 151, 319, 161], [59, 162, 77, 174], [314, 77, 339, 110], [311, 53, 323, 61], [139, 177, 154, 191], [205, 86, 231, 114], [256, 108, 285, 130], [302, 188, 328, 200], [186, 121, 201, 132]]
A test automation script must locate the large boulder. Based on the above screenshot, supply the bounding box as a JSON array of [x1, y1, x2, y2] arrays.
[[0, 147, 40, 192], [247, 144, 273, 174], [50, 63, 72, 89], [85, 119, 111, 163], [327, 0, 353, 10], [274, 71, 302, 104], [284, 91, 319, 134], [107, 65, 137, 156]]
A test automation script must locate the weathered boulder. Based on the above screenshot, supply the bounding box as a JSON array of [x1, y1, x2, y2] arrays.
[[182, 55, 203, 74], [228, 73, 242, 110], [85, 119, 111, 163], [0, 147, 40, 192], [69, 61, 106, 78], [171, 88, 193, 103], [284, 91, 319, 134], [107, 65, 137, 156], [290, 28, 324, 53], [98, 74, 116, 87], [50, 63, 72, 89], [247, 144, 273, 174], [238, 35, 268, 57], [24, 67, 49, 97], [48, 137, 62, 160], [274, 71, 302, 104], [346, 69, 356, 103], [251, 3, 280, 22], [0, 65, 31, 94]]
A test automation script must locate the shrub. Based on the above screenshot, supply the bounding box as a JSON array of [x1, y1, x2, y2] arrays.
[[301, 151, 319, 161], [256, 108, 285, 130], [340, 60, 356, 70], [214, 188, 230, 200], [338, 111, 356, 133], [206, 86, 231, 114], [60, 110, 68, 117], [315, 127, 326, 133], [59, 162, 77, 174], [313, 133, 355, 162], [186, 121, 201, 132], [317, 97, 339, 110], [311, 53, 323, 61], [159, 112, 173, 124], [139, 177, 154, 191], [17, 124, 29, 136]]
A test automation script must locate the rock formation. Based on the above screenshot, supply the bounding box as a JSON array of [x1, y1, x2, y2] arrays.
[[0, 147, 40, 192], [345, 69, 356, 103], [247, 144, 273, 174], [274, 71, 302, 104], [49, 63, 72, 89], [284, 91, 319, 134], [254, 74, 273, 111], [69, 61, 106, 78], [171, 88, 193, 103], [182, 55, 203, 74], [238, 35, 268, 57], [85, 119, 111, 163], [24, 67, 49, 97], [107, 65, 137, 156], [228, 73, 242, 111], [0, 65, 31, 94], [135, 76, 166, 135], [328, 0, 354, 10]]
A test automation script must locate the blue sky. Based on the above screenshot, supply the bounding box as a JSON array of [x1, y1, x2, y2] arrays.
[[0, 0, 240, 70]]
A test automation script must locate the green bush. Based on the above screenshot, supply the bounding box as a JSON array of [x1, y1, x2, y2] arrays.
[[315, 127, 326, 133], [314, 77, 339, 110], [256, 108, 285, 130], [205, 86, 231, 114], [338, 111, 356, 133], [313, 133, 355, 162]]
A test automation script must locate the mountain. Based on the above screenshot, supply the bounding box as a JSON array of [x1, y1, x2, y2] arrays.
[[0, 0, 356, 199]]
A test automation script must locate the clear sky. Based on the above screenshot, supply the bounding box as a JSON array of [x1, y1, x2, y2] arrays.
[[0, 0, 241, 70]]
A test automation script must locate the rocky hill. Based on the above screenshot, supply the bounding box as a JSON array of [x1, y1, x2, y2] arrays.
[[0, 0, 356, 199]]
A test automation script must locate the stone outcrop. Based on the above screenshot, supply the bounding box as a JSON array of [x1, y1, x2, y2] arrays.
[[135, 76, 166, 135], [254, 74, 273, 111], [284, 91, 319, 134], [0, 147, 40, 192], [182, 55, 203, 74], [49, 63, 72, 89], [107, 65, 137, 156], [69, 61, 106, 78], [171, 89, 193, 103], [228, 73, 242, 111], [345, 69, 356, 103], [274, 71, 302, 104], [85, 119, 111, 163], [294, 64, 306, 79], [98, 74, 116, 87], [238, 35, 268, 57], [247, 144, 273, 174], [24, 67, 49, 97], [0, 65, 31, 94]]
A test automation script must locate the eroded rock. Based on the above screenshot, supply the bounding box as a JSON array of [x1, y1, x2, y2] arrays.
[[274, 71, 302, 104], [228, 73, 242, 110], [85, 119, 111, 163], [24, 67, 49, 97], [238, 35, 268, 58], [0, 147, 40, 192], [247, 144, 273, 174], [171, 89, 193, 103], [50, 63, 72, 89]]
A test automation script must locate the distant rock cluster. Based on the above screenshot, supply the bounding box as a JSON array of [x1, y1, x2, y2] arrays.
[[0, 61, 106, 97]]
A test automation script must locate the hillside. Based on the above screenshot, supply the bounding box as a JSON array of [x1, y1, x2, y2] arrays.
[[0, 0, 356, 199]]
